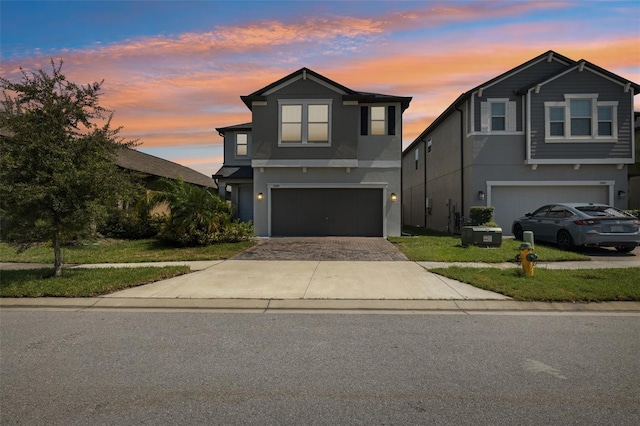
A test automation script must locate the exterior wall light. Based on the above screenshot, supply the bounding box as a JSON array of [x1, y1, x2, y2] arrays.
[[618, 190, 626, 200], [257, 192, 263, 201], [390, 193, 398, 202], [478, 191, 485, 201]]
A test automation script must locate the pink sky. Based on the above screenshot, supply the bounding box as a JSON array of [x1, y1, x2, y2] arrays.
[[2, 1, 639, 176]]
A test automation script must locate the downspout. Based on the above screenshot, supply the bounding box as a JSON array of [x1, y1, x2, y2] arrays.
[[455, 102, 464, 228], [424, 138, 428, 228]]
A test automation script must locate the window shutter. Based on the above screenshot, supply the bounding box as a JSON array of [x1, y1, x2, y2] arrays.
[[360, 106, 368, 135], [480, 102, 490, 132], [387, 106, 396, 135], [507, 101, 517, 132]]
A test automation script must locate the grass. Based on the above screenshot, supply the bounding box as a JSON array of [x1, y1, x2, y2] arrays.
[[0, 239, 254, 264], [430, 266, 640, 302], [0, 266, 190, 297], [390, 227, 589, 262]]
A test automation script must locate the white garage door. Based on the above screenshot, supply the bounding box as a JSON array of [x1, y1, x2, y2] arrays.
[[491, 185, 609, 235]]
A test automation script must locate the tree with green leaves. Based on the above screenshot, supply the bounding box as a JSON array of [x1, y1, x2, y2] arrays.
[[152, 178, 253, 246], [0, 60, 135, 276]]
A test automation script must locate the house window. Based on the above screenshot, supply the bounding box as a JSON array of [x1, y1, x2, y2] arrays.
[[427, 138, 432, 154], [279, 100, 331, 145], [598, 106, 613, 136], [549, 107, 565, 136], [236, 133, 248, 156], [414, 148, 419, 170], [360, 105, 396, 136], [480, 99, 516, 132], [491, 102, 506, 131], [544, 95, 617, 142], [371, 106, 386, 135], [570, 99, 592, 136]]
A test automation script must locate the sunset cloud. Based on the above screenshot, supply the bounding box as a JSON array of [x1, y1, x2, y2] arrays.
[[1, 0, 637, 176]]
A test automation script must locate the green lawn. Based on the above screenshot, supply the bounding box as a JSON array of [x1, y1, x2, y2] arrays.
[[389, 233, 589, 262], [0, 266, 190, 297], [430, 266, 640, 302], [0, 239, 254, 264]]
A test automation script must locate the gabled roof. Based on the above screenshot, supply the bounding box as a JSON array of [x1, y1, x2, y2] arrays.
[[403, 50, 639, 155], [516, 59, 640, 95], [116, 147, 216, 188], [240, 67, 411, 111]]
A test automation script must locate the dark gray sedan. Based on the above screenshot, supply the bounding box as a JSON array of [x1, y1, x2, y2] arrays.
[[512, 203, 640, 252]]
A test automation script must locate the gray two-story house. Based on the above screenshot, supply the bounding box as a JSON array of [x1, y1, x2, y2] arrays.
[[214, 68, 411, 237], [402, 51, 639, 235]]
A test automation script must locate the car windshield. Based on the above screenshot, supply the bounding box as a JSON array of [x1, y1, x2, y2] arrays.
[[576, 206, 630, 218]]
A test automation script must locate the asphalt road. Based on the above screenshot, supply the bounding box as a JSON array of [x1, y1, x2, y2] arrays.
[[1, 312, 638, 425]]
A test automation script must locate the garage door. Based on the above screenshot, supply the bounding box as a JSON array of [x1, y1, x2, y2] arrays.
[[491, 185, 608, 235], [271, 188, 383, 237]]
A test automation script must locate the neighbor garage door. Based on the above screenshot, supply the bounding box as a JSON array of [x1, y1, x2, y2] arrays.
[[271, 188, 383, 236], [491, 185, 608, 236]]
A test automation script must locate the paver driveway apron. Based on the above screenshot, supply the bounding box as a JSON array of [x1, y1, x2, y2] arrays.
[[106, 238, 509, 300]]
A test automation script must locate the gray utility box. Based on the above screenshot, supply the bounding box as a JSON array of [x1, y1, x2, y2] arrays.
[[461, 226, 502, 247]]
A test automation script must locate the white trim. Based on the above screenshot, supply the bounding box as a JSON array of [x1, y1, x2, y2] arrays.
[[543, 95, 619, 142], [475, 55, 572, 95], [266, 183, 389, 237], [529, 63, 634, 94], [486, 180, 615, 206], [468, 131, 524, 136], [252, 159, 358, 168], [278, 99, 332, 146], [524, 158, 632, 165]]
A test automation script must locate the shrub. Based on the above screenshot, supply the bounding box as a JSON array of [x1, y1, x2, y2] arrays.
[[469, 206, 495, 226], [153, 178, 253, 246]]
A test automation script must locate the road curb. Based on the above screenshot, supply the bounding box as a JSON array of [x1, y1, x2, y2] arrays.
[[2, 298, 639, 314]]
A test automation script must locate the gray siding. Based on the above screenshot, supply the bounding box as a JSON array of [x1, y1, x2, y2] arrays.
[[251, 78, 358, 161], [529, 68, 634, 160], [473, 58, 569, 132], [223, 131, 252, 166]]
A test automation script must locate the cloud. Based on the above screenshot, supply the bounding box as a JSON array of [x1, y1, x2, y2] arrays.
[[1, 0, 637, 177]]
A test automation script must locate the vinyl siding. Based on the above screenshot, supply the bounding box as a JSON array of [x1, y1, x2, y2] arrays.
[[473, 58, 569, 132], [529, 68, 634, 160]]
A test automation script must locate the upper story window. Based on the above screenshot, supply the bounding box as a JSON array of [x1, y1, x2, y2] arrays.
[[279, 99, 331, 146], [360, 105, 396, 136], [491, 102, 506, 131], [414, 148, 419, 170], [544, 94, 618, 142], [480, 99, 516, 132], [236, 133, 248, 156]]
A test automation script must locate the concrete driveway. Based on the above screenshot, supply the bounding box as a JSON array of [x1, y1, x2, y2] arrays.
[[104, 237, 508, 301]]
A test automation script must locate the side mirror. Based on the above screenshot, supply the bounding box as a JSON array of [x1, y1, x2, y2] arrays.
[[525, 213, 532, 217]]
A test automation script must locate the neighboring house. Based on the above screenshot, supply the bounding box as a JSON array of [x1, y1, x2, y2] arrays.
[[116, 147, 217, 189], [402, 50, 639, 235], [213, 68, 411, 237], [116, 147, 217, 215], [630, 112, 640, 209]]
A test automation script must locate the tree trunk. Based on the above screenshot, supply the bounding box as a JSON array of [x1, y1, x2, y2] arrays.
[[53, 231, 63, 277]]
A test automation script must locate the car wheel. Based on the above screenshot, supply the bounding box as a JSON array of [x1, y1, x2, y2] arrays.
[[615, 246, 635, 253], [513, 224, 524, 241], [557, 230, 574, 251]]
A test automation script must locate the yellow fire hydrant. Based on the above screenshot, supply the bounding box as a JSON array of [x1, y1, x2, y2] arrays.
[[517, 242, 538, 277]]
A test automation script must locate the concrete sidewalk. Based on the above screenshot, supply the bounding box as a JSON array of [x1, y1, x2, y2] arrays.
[[3, 259, 640, 313]]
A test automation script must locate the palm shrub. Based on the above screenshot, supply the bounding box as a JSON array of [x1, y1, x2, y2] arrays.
[[152, 178, 253, 246]]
